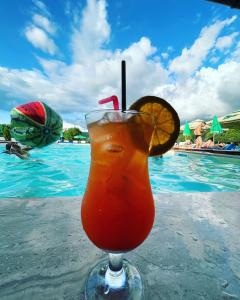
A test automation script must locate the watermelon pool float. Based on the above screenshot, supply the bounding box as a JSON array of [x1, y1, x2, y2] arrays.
[[11, 101, 63, 148]]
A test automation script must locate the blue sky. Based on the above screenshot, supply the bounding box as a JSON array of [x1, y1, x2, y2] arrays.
[[0, 0, 239, 128]]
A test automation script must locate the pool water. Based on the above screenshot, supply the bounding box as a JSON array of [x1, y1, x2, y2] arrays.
[[0, 143, 239, 198]]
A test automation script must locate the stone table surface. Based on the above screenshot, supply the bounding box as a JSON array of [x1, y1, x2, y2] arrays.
[[0, 193, 240, 300]]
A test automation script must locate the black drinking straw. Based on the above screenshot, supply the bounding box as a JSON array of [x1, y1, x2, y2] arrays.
[[121, 60, 126, 111]]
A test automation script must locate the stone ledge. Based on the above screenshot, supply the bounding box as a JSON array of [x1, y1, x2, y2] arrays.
[[0, 193, 240, 300]]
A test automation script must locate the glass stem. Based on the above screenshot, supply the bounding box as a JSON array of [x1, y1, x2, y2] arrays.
[[105, 253, 126, 289], [108, 253, 123, 271]]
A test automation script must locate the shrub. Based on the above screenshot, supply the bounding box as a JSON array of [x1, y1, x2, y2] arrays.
[[177, 130, 194, 143], [202, 128, 240, 143]]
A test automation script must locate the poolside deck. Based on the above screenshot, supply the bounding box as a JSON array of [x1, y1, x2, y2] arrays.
[[174, 147, 240, 158], [0, 193, 240, 299]]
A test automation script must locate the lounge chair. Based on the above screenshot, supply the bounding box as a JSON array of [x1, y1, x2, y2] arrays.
[[223, 144, 236, 151]]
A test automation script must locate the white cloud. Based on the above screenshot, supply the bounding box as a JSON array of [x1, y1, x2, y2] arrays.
[[32, 14, 56, 35], [23, 0, 57, 55], [63, 120, 86, 131], [123, 37, 156, 60], [64, 1, 71, 16], [232, 41, 240, 61], [0, 1, 239, 128], [161, 52, 169, 59], [155, 61, 240, 121], [210, 56, 220, 64], [169, 16, 237, 78], [24, 26, 58, 55], [71, 0, 111, 63], [33, 0, 50, 17], [215, 32, 239, 50], [0, 66, 52, 102]]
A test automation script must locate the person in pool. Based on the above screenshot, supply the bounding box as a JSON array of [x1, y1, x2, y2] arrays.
[[3, 142, 32, 159]]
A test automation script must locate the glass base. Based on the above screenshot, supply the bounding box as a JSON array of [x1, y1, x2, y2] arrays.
[[85, 258, 145, 300]]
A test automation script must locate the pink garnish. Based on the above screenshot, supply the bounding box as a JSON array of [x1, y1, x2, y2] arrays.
[[98, 95, 119, 110]]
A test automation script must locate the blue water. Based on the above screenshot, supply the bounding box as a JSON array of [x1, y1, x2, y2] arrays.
[[0, 143, 239, 197]]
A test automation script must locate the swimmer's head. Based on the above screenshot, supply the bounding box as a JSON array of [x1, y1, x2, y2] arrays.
[[6, 143, 11, 151]]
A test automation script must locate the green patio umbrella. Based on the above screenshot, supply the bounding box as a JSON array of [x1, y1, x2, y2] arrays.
[[183, 121, 191, 141], [210, 115, 223, 144]]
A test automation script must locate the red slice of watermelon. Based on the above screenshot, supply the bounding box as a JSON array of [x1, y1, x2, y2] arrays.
[[16, 102, 46, 125]]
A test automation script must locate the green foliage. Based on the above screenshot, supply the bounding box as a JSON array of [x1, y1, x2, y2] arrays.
[[63, 127, 81, 141], [178, 128, 240, 144], [177, 133, 185, 142], [205, 128, 240, 143], [2, 125, 11, 141], [177, 130, 194, 142]]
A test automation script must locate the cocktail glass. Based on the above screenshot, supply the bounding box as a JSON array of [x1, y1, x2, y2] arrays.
[[81, 110, 155, 299]]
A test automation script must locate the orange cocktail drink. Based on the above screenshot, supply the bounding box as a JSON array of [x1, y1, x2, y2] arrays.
[[81, 110, 155, 252], [81, 96, 180, 299]]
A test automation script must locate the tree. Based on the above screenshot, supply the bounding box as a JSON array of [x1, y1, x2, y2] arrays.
[[63, 127, 81, 141], [2, 125, 11, 141]]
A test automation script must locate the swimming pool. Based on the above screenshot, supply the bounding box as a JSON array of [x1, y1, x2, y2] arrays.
[[0, 143, 239, 197]]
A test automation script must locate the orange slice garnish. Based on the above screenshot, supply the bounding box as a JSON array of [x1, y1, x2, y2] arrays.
[[129, 96, 180, 156]]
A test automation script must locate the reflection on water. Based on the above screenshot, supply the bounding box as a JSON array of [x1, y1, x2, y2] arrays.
[[0, 144, 239, 198], [0, 144, 90, 198], [149, 152, 240, 193]]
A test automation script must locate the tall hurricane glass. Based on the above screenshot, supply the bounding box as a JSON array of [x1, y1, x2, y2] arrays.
[[81, 110, 155, 299]]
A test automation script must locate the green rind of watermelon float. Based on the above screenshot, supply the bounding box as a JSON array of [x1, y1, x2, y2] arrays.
[[10, 101, 63, 148]]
